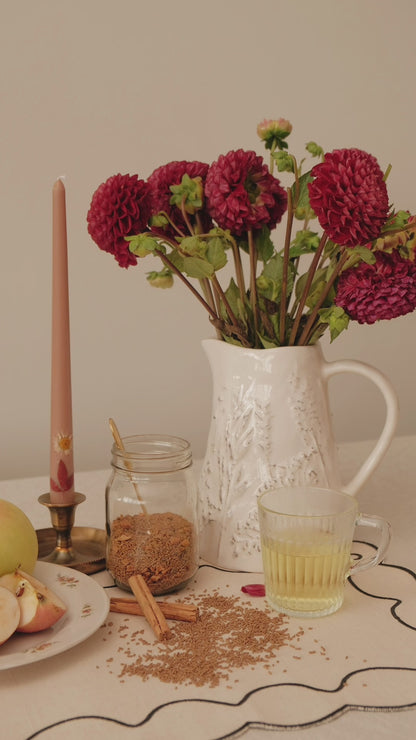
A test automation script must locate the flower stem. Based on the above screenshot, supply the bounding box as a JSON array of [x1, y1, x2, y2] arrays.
[[195, 212, 203, 234], [269, 143, 276, 174], [180, 197, 195, 235], [156, 211, 186, 238], [288, 233, 328, 345], [297, 249, 349, 345], [155, 249, 219, 322], [279, 188, 294, 344], [199, 278, 222, 339], [248, 229, 259, 345], [230, 235, 247, 304], [211, 274, 250, 346]]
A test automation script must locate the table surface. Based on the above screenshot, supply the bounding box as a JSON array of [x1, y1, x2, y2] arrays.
[[0, 436, 415, 740]]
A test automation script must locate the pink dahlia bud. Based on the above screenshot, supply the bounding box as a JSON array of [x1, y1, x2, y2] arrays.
[[205, 149, 287, 236], [147, 160, 211, 237], [308, 148, 389, 247], [335, 250, 416, 324], [87, 174, 151, 268], [257, 118, 292, 141]]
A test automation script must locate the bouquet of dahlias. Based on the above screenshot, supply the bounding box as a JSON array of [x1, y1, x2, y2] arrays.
[[87, 119, 416, 348]]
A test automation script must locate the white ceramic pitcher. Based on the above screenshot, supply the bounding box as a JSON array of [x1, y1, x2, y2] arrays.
[[199, 339, 398, 571]]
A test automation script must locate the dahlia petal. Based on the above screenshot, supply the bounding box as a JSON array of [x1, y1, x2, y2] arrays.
[[205, 149, 287, 235], [308, 148, 389, 247], [335, 250, 416, 324], [87, 173, 151, 268], [147, 160, 211, 237]]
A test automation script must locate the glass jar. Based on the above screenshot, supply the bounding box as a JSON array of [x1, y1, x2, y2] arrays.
[[105, 434, 199, 595]]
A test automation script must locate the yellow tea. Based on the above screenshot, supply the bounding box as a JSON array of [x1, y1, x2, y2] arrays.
[[261, 529, 352, 617]]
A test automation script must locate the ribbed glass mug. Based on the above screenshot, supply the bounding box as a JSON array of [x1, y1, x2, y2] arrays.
[[106, 434, 199, 595], [258, 486, 391, 617]]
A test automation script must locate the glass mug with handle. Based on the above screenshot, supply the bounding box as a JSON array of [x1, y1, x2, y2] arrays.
[[257, 486, 391, 618]]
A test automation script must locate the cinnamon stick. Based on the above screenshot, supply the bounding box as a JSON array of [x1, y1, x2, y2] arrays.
[[128, 574, 172, 640], [110, 597, 199, 623]]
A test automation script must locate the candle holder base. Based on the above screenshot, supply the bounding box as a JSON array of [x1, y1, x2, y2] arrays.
[[37, 493, 106, 574]]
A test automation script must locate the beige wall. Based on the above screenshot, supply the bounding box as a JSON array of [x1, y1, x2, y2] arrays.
[[1, 0, 416, 481]]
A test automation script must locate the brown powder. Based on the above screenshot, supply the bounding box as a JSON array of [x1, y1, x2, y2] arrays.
[[107, 512, 196, 595], [105, 592, 304, 688]]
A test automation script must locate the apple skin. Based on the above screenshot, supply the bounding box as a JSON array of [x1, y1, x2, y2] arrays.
[[0, 500, 38, 577], [0, 585, 20, 644], [0, 570, 67, 633]]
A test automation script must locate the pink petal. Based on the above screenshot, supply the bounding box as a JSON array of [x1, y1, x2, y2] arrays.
[[241, 584, 266, 597]]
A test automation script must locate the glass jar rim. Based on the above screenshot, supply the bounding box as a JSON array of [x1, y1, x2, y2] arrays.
[[111, 434, 192, 472]]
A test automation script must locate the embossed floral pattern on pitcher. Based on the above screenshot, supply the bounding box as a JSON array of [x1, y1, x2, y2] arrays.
[[199, 340, 398, 571]]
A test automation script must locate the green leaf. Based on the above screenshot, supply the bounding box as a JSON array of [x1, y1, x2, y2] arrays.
[[180, 236, 207, 257], [257, 253, 295, 303], [292, 170, 313, 212], [222, 279, 248, 327], [255, 226, 275, 262], [167, 248, 185, 272], [289, 229, 320, 258], [297, 266, 333, 309], [257, 333, 279, 349], [381, 210, 409, 233], [221, 334, 245, 347], [237, 236, 249, 255], [181, 255, 214, 279], [149, 212, 169, 228], [206, 236, 228, 271], [318, 306, 350, 342], [343, 246, 376, 270], [305, 278, 329, 309], [128, 234, 160, 257]]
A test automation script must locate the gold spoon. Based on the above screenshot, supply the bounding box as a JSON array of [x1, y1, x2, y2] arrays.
[[108, 417, 148, 515]]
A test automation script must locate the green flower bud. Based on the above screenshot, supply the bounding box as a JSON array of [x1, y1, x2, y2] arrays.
[[272, 150, 294, 173], [257, 118, 293, 151], [295, 205, 316, 221], [146, 268, 174, 289], [305, 141, 324, 159], [256, 275, 271, 292], [257, 118, 292, 140], [170, 174, 204, 215]]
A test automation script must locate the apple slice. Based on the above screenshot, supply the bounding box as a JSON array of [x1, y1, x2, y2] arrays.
[[0, 585, 20, 644], [0, 570, 67, 633]]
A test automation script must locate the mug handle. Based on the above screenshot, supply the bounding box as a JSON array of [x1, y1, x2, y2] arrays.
[[349, 513, 391, 575], [322, 359, 399, 496]]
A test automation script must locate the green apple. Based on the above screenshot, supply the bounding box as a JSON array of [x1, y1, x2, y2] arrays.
[[0, 499, 38, 576]]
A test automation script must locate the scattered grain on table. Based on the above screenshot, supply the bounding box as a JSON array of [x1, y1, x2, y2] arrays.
[[98, 590, 328, 688]]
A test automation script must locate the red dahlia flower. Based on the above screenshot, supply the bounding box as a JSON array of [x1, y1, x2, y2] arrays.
[[308, 148, 389, 247], [205, 149, 287, 236], [147, 160, 211, 237], [335, 250, 416, 324], [87, 174, 151, 268]]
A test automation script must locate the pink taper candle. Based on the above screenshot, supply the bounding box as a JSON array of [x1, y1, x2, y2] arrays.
[[50, 178, 75, 504]]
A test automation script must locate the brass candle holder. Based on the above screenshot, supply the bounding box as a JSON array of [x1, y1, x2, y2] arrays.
[[37, 492, 106, 574]]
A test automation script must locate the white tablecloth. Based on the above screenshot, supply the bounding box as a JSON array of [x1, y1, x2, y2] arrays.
[[0, 436, 415, 740]]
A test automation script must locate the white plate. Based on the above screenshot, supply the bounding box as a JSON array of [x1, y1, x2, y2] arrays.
[[0, 561, 109, 670]]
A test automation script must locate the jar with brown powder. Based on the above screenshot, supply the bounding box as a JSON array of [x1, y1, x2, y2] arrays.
[[106, 434, 199, 595]]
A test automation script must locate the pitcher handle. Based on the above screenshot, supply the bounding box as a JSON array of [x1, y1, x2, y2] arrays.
[[322, 359, 399, 496]]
